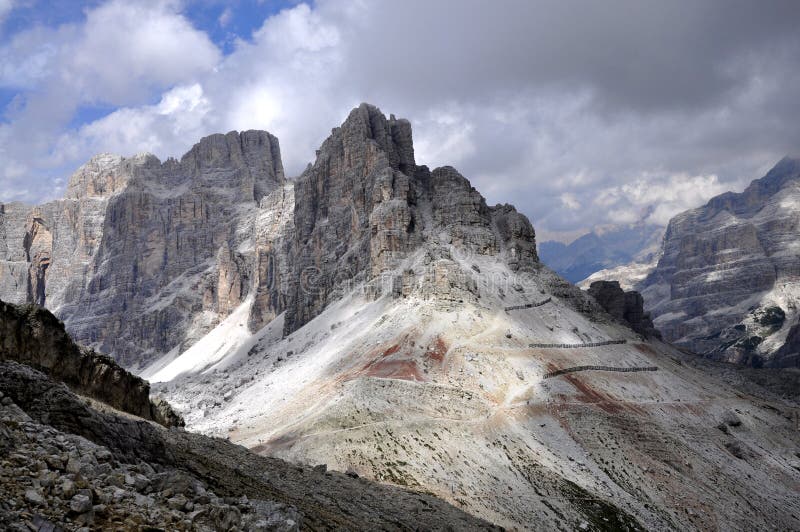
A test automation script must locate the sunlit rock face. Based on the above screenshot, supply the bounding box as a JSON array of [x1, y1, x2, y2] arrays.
[[641, 157, 800, 367], [0, 131, 284, 368]]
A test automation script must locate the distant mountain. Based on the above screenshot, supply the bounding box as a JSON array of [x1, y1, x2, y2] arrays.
[[538, 223, 663, 283], [636, 157, 800, 367]]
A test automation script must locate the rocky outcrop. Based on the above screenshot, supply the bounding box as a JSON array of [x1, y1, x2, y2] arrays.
[[587, 280, 661, 339], [283, 104, 540, 334], [0, 299, 182, 427], [640, 157, 800, 367], [774, 322, 800, 367], [0, 361, 497, 531], [284, 105, 421, 333]]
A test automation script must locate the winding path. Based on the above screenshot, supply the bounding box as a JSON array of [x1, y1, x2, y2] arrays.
[[505, 297, 552, 312]]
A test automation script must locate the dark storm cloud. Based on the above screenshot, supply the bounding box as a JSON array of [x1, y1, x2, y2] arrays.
[[341, 0, 800, 111]]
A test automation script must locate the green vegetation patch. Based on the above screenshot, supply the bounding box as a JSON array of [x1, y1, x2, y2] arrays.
[[559, 479, 645, 531]]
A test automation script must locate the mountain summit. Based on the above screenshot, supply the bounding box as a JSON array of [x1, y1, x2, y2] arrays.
[[1, 106, 799, 530]]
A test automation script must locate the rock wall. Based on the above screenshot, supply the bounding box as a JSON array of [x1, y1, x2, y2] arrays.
[[640, 157, 800, 366], [1, 131, 285, 369], [283, 104, 540, 334], [0, 104, 541, 367], [284, 105, 421, 333]]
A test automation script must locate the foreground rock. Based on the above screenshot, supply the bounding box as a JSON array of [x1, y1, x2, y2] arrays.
[[0, 361, 497, 531], [0, 299, 181, 427]]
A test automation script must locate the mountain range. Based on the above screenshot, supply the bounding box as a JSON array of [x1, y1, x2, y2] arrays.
[[538, 223, 663, 284], [1, 105, 799, 530]]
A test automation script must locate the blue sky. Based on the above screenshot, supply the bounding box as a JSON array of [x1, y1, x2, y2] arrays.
[[1, 0, 799, 242]]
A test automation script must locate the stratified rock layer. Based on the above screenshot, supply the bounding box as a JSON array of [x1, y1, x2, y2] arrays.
[[641, 157, 800, 367], [1, 131, 284, 368]]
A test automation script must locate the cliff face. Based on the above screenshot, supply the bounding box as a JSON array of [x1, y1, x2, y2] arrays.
[[586, 280, 661, 339], [1, 131, 284, 368], [640, 157, 800, 367], [282, 105, 537, 334]]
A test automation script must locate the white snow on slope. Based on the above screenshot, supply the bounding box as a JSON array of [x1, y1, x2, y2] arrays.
[[144, 295, 274, 382]]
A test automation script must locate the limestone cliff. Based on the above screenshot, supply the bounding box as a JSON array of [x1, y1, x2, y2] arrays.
[[283, 104, 538, 334], [1, 131, 284, 368], [640, 157, 800, 367], [0, 104, 542, 368]]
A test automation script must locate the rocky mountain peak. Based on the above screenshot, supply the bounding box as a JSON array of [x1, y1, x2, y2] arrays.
[[0, 103, 542, 366], [65, 153, 129, 200], [701, 156, 800, 220], [336, 103, 416, 174], [641, 157, 800, 366], [180, 129, 284, 202]]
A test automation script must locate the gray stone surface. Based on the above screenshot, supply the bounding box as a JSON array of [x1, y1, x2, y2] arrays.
[[0, 131, 284, 369], [587, 280, 661, 339], [0, 299, 181, 426], [0, 104, 544, 369], [641, 157, 800, 367]]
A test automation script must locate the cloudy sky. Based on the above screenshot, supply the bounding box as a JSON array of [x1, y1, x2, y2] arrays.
[[1, 0, 798, 242]]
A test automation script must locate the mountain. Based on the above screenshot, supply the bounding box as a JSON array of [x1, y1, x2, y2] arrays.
[[635, 157, 800, 367], [0, 299, 495, 530], [0, 132, 284, 369], [538, 223, 663, 283], [2, 105, 800, 530]]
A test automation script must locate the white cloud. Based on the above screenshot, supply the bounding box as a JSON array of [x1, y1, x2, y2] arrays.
[[592, 173, 731, 227], [69, 0, 220, 104], [1, 0, 798, 239], [54, 84, 211, 166], [559, 192, 581, 210]]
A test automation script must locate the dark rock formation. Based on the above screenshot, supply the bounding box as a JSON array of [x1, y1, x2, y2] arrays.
[[775, 322, 800, 367], [587, 280, 661, 339], [0, 299, 182, 427]]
